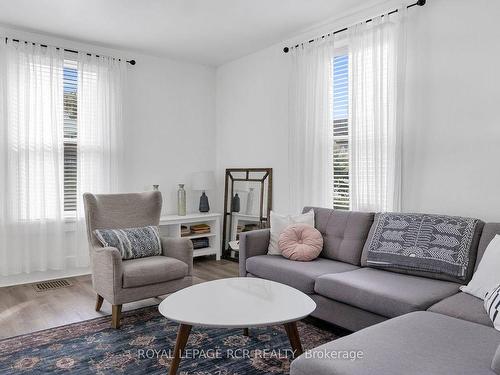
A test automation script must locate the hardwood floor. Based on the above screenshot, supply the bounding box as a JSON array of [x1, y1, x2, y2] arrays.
[[0, 258, 238, 339]]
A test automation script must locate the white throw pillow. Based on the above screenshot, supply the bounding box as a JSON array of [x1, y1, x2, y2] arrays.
[[461, 235, 500, 299], [484, 284, 500, 331], [267, 210, 315, 255]]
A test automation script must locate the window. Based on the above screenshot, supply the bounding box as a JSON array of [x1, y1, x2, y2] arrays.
[[63, 59, 78, 214], [332, 54, 349, 210]]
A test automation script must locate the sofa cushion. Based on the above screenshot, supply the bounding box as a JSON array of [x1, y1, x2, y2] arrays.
[[314, 268, 460, 318], [428, 291, 493, 327], [310, 294, 387, 332], [485, 284, 500, 330], [291, 311, 500, 375], [268, 210, 315, 255], [279, 223, 323, 261], [477, 223, 500, 271], [245, 255, 358, 294], [122, 256, 188, 288], [361, 213, 484, 283], [94, 225, 162, 260], [303, 207, 374, 265], [493, 345, 500, 374], [462, 235, 500, 299]]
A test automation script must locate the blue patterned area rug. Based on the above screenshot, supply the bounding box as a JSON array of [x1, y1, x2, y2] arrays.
[[0, 305, 338, 374]]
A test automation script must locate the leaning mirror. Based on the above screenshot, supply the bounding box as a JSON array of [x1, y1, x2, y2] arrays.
[[222, 168, 273, 260]]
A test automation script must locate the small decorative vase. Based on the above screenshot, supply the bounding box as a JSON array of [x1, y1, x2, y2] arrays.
[[231, 193, 240, 213], [199, 192, 210, 213], [177, 184, 186, 216], [246, 188, 255, 215]]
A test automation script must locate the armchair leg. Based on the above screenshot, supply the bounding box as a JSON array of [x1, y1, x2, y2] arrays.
[[95, 294, 104, 312], [111, 304, 122, 329]]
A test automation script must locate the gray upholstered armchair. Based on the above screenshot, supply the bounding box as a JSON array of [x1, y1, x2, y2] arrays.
[[83, 191, 193, 328]]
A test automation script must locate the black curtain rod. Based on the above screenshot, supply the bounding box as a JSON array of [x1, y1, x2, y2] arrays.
[[283, 0, 426, 53], [5, 37, 136, 65]]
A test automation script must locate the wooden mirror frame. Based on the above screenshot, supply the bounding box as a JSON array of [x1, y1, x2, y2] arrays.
[[222, 168, 273, 260]]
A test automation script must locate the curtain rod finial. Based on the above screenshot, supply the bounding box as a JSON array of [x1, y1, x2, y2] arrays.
[[417, 0, 426, 6], [128, 60, 136, 65], [283, 47, 289, 53]]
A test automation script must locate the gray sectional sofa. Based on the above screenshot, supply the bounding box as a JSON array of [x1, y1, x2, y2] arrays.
[[238, 207, 500, 374]]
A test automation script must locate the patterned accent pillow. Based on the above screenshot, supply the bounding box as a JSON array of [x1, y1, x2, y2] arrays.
[[366, 213, 480, 282], [278, 223, 323, 261], [94, 226, 162, 260], [484, 284, 500, 331]]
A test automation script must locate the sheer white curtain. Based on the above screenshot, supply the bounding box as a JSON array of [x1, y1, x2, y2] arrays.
[[0, 40, 66, 276], [73, 53, 125, 267], [348, 7, 407, 212], [0, 40, 126, 276], [289, 39, 335, 214]]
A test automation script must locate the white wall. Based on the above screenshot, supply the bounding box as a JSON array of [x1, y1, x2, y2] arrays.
[[402, 0, 500, 221], [215, 46, 290, 212], [0, 25, 217, 215], [215, 0, 500, 221], [123, 54, 215, 214]]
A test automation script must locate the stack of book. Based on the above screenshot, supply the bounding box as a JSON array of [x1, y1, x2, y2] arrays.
[[180, 225, 191, 237], [191, 237, 210, 249], [190, 223, 211, 235]]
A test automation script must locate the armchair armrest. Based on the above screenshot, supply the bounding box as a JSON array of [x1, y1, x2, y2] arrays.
[[90, 246, 123, 303], [161, 237, 194, 276], [239, 229, 270, 276]]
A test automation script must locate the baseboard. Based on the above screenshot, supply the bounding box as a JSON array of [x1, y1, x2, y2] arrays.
[[0, 267, 91, 287]]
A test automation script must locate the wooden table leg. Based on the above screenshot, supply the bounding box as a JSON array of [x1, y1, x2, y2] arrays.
[[283, 321, 303, 358], [168, 324, 192, 375]]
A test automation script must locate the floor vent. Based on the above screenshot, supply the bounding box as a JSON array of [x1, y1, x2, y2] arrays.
[[33, 279, 71, 292]]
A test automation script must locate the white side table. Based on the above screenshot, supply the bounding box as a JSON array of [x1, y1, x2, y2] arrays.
[[159, 213, 222, 260]]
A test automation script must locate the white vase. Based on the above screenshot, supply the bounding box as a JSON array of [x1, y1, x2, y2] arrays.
[[177, 184, 186, 216], [246, 188, 255, 215]]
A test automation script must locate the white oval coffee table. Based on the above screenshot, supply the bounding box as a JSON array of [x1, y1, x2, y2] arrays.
[[159, 277, 316, 375]]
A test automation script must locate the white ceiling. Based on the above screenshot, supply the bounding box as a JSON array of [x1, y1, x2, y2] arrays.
[[0, 0, 372, 66]]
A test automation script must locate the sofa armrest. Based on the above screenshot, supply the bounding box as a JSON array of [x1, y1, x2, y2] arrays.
[[161, 237, 194, 276], [493, 345, 500, 374], [90, 246, 123, 303], [239, 229, 270, 276]]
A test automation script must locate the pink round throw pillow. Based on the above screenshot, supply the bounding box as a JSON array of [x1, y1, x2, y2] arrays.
[[278, 223, 323, 261]]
